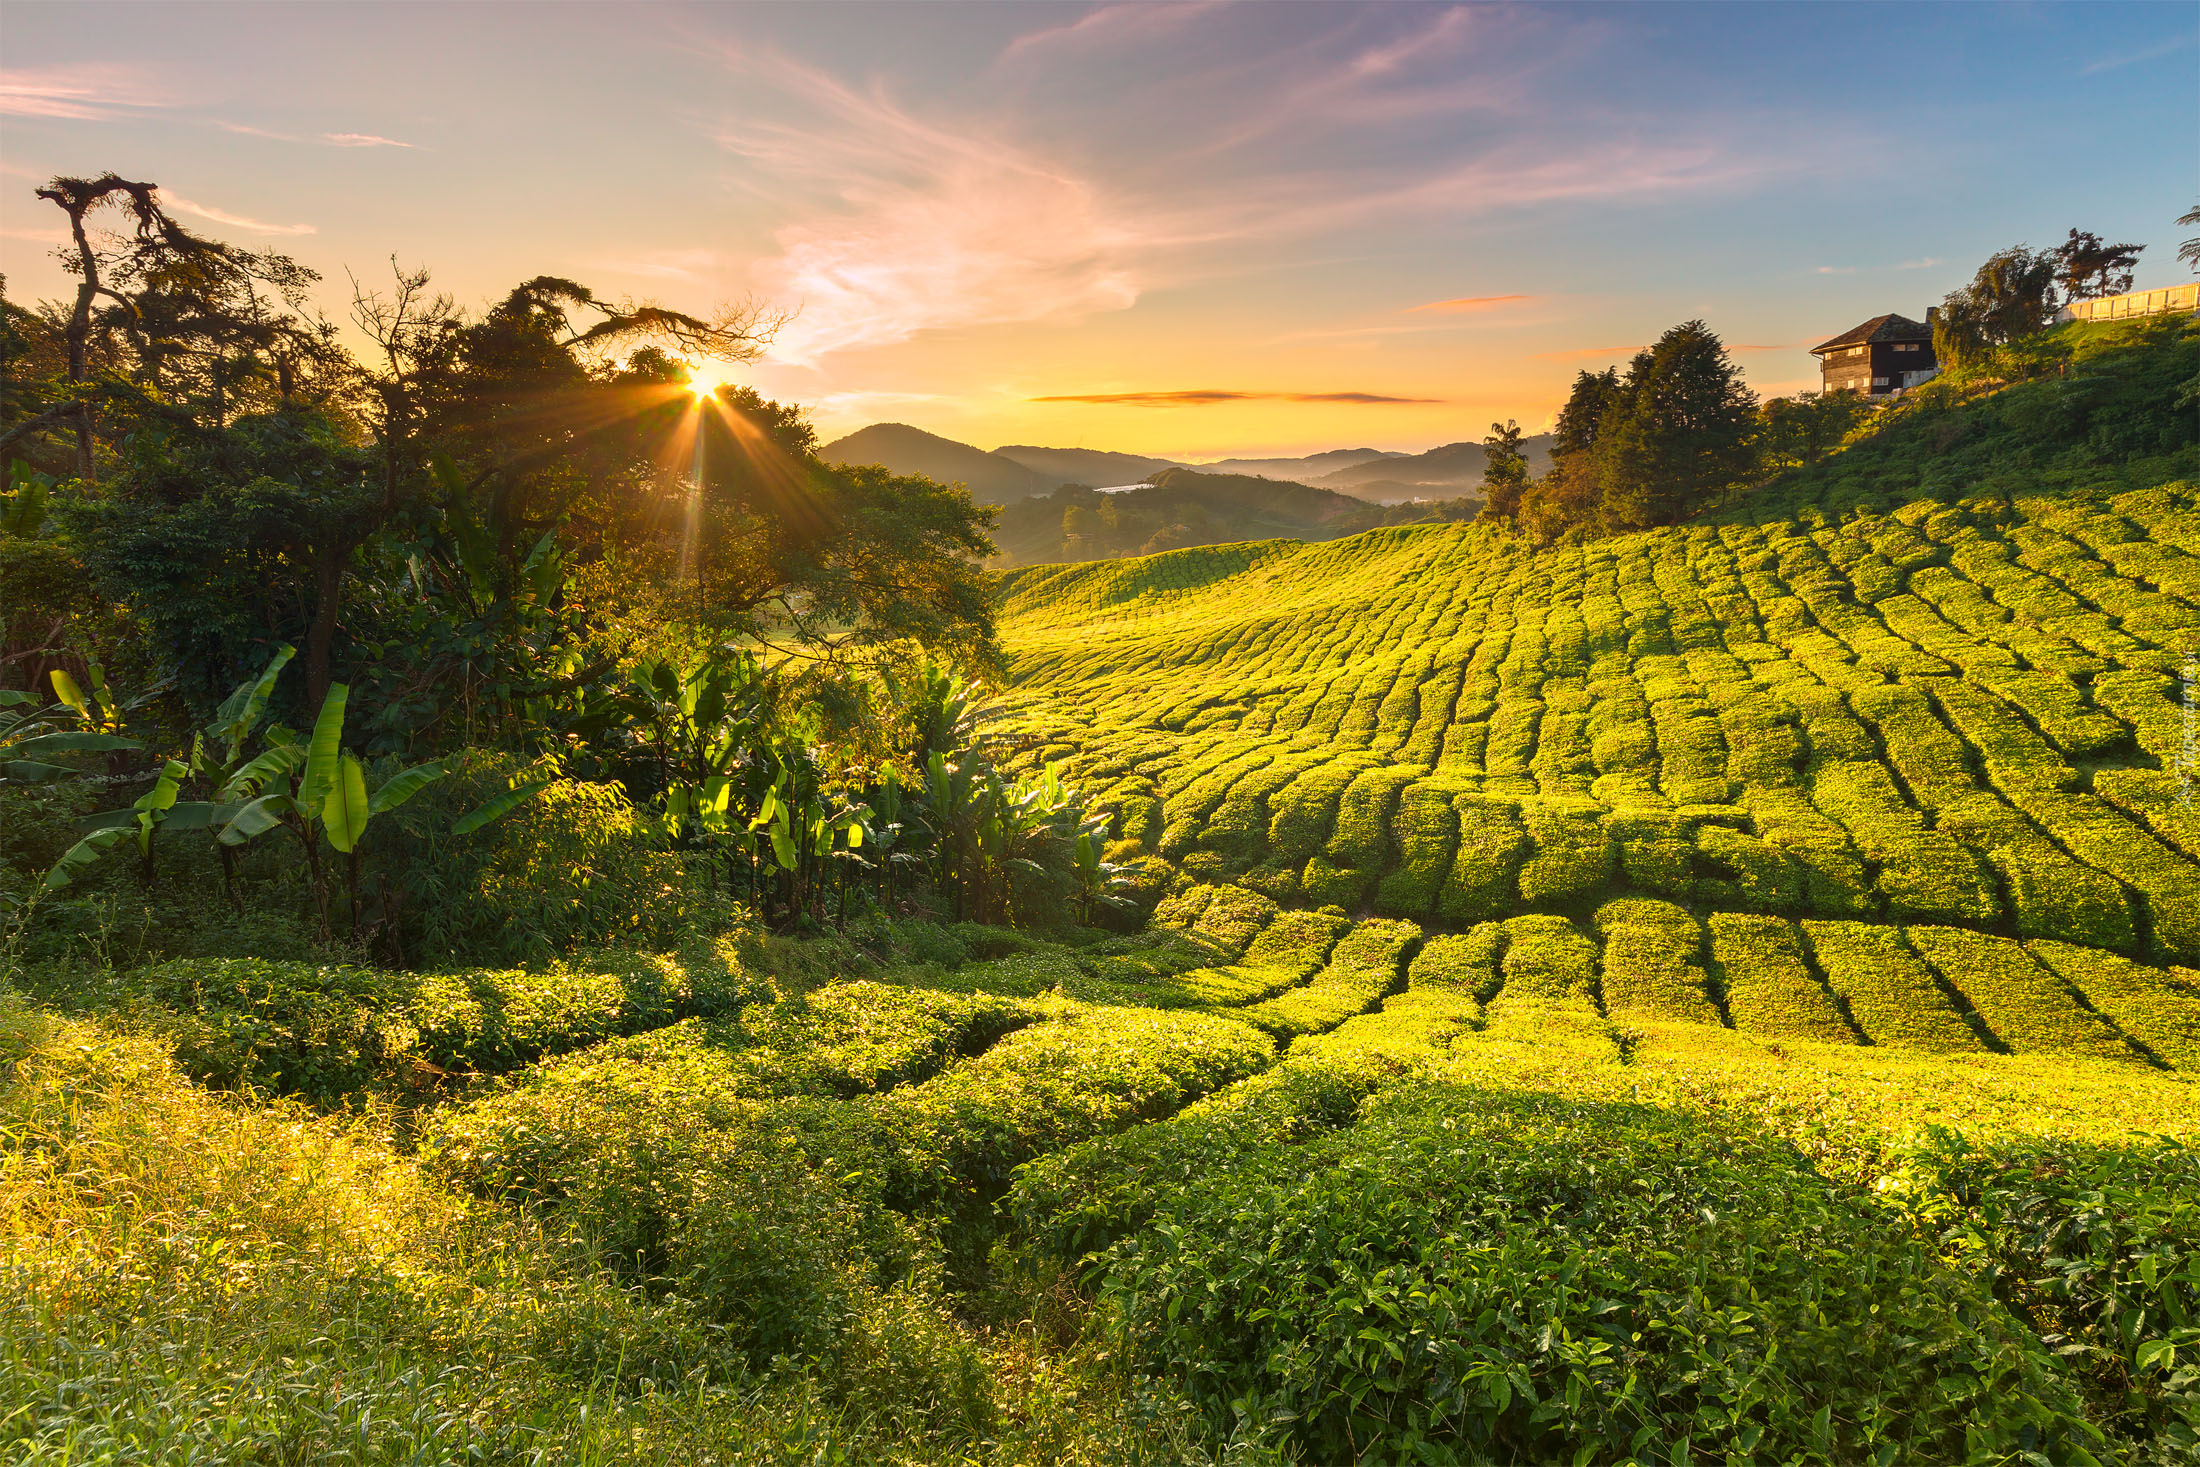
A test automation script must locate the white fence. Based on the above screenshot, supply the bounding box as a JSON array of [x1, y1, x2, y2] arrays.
[[2058, 282, 2200, 323]]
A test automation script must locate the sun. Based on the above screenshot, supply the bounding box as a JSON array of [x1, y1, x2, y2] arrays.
[[684, 358, 735, 400]]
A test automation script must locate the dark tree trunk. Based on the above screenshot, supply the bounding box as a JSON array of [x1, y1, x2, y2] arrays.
[[306, 545, 345, 709]]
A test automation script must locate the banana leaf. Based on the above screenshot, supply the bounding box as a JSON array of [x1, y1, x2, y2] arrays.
[[2, 760, 77, 782], [451, 779, 552, 836], [218, 742, 307, 800], [44, 825, 132, 890], [368, 760, 447, 814], [7, 730, 142, 758], [323, 754, 371, 854], [299, 683, 348, 810], [48, 670, 88, 720], [210, 644, 296, 758], [220, 792, 297, 846]]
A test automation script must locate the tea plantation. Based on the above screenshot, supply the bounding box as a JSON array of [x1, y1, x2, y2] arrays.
[[7, 316, 2200, 1464]]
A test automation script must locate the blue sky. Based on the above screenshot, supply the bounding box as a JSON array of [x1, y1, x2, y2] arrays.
[[2, 1, 2193, 456]]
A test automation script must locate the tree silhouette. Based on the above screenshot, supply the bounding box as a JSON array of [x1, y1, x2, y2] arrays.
[[2053, 229, 2144, 299]]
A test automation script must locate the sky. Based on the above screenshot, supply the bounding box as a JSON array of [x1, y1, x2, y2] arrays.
[[2, 1, 2194, 460]]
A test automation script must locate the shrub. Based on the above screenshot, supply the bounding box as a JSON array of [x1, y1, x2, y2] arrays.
[[2026, 941, 2200, 1072], [1233, 917, 1415, 1039], [1438, 797, 1527, 924], [1494, 914, 1598, 1012], [1876, 1131, 2200, 1455], [1097, 1086, 2096, 1465], [396, 750, 706, 965], [1707, 912, 1857, 1042], [1802, 921, 1988, 1053], [82, 943, 766, 1105], [1593, 898, 1721, 1024], [1905, 925, 2143, 1062]]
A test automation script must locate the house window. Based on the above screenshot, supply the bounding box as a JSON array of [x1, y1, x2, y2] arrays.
[[1871, 377, 1889, 387]]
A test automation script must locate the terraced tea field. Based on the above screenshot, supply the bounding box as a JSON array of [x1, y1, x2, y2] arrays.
[[996, 482, 2200, 1050]]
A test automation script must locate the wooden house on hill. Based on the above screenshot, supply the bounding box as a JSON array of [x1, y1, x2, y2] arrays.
[[1811, 313, 1936, 396]]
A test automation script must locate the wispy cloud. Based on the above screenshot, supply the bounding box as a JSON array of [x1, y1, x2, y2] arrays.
[[218, 120, 417, 148], [0, 65, 165, 120], [700, 12, 1805, 367], [1818, 257, 1942, 275], [996, 1, 1226, 67], [156, 190, 316, 237], [1031, 389, 1441, 406], [1534, 343, 1645, 361], [2081, 32, 2194, 74], [1409, 293, 1535, 313], [710, 47, 1146, 365], [591, 248, 726, 283]]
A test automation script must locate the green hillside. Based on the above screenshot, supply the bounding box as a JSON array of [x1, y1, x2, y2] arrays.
[[11, 317, 2200, 1466], [998, 319, 2200, 978]]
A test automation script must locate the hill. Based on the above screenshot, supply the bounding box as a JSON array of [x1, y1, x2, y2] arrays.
[[990, 443, 1184, 485], [819, 422, 1053, 504], [1194, 446, 1401, 482], [13, 318, 2197, 1466], [1315, 433, 1555, 500], [988, 466, 1474, 566]]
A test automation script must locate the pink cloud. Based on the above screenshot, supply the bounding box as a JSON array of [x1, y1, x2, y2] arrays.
[[1410, 294, 1536, 313], [0, 65, 165, 120], [155, 190, 316, 237], [322, 132, 415, 148]]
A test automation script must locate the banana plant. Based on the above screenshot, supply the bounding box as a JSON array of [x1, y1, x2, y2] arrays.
[[47, 647, 298, 900], [43, 757, 187, 888], [215, 682, 449, 938], [1071, 817, 1138, 925], [1, 669, 142, 783]]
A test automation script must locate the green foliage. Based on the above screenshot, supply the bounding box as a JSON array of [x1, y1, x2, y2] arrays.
[[56, 942, 766, 1105], [398, 749, 702, 964], [1095, 1085, 2097, 1465], [1877, 1131, 2200, 1454]]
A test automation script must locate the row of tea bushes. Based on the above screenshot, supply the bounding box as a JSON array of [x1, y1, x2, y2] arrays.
[[425, 992, 1275, 1363], [43, 943, 768, 1106], [1133, 883, 2200, 1070], [1085, 1081, 2102, 1465], [999, 475, 2200, 963]]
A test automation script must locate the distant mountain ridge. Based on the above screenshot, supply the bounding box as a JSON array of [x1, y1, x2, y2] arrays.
[[1314, 436, 1554, 502], [990, 466, 1476, 567], [822, 422, 1551, 508], [819, 424, 1051, 505], [992, 445, 1184, 485]]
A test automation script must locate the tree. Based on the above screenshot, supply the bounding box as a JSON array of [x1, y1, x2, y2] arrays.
[[2180, 205, 2200, 274], [1758, 392, 1874, 472], [1551, 368, 1623, 458], [32, 174, 335, 477], [1478, 419, 1529, 521], [64, 407, 380, 715], [2053, 229, 2144, 300], [1593, 321, 1757, 530], [1934, 246, 2059, 371]]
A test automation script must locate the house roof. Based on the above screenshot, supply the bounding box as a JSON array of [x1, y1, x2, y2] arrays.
[[1810, 313, 1931, 355]]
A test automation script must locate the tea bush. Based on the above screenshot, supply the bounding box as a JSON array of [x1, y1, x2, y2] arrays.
[[1097, 1084, 2098, 1466]]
